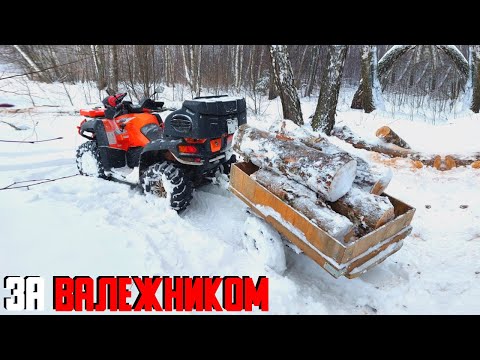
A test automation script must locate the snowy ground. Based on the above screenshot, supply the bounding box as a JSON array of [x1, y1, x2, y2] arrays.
[[1, 77, 479, 314]]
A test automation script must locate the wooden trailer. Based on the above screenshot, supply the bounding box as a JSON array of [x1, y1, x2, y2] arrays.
[[229, 162, 416, 279]]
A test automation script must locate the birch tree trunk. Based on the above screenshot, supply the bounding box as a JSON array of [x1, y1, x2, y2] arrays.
[[269, 45, 303, 125], [182, 45, 202, 97], [90, 45, 106, 90], [108, 45, 119, 93], [311, 45, 347, 134], [12, 45, 48, 82]]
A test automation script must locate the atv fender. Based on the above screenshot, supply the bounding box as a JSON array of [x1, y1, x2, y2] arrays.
[[139, 138, 183, 174], [79, 120, 125, 171], [79, 119, 110, 147], [78, 119, 97, 140]]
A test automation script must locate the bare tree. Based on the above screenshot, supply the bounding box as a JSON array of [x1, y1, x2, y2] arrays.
[[269, 45, 303, 125], [12, 45, 49, 82], [312, 45, 348, 134], [90, 45, 106, 90], [108, 45, 119, 93], [305, 45, 320, 97], [469, 45, 480, 113], [182, 45, 202, 97], [351, 45, 416, 109], [358, 45, 384, 113]]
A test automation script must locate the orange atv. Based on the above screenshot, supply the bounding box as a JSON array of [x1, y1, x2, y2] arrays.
[[76, 88, 246, 211]]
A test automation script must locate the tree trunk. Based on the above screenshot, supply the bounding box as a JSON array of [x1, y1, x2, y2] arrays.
[[311, 45, 348, 134], [375, 126, 411, 149], [234, 124, 357, 202], [329, 187, 395, 235], [90, 45, 106, 90], [306, 45, 320, 97], [351, 45, 416, 109], [267, 45, 279, 100], [470, 46, 480, 113], [12, 45, 48, 82], [269, 45, 303, 125], [108, 45, 119, 93], [435, 45, 469, 78], [360, 45, 375, 113], [253, 169, 355, 243]]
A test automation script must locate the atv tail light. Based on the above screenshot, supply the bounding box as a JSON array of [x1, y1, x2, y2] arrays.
[[178, 145, 198, 154], [210, 138, 222, 153], [185, 137, 207, 144], [226, 134, 234, 146]]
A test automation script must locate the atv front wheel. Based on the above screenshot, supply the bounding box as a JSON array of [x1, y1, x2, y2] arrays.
[[140, 162, 193, 212], [76, 141, 108, 179]]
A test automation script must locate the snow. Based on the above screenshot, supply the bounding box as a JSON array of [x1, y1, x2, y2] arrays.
[[334, 110, 480, 156], [1, 75, 480, 314], [241, 215, 287, 275]]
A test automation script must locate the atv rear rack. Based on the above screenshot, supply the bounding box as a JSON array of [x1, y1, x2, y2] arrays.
[[229, 162, 416, 279]]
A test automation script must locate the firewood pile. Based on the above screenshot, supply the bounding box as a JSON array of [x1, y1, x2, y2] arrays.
[[233, 123, 395, 244]]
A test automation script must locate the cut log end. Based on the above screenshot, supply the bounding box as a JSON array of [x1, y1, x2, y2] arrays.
[[445, 155, 456, 170], [375, 207, 396, 229], [375, 126, 391, 138], [412, 160, 424, 169], [328, 159, 358, 202], [472, 160, 480, 169], [433, 155, 442, 170]]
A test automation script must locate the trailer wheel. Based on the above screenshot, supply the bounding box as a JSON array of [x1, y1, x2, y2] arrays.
[[241, 214, 286, 275]]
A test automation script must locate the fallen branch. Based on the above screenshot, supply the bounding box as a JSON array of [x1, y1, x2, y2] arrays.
[[0, 120, 28, 131], [0, 174, 79, 190], [0, 136, 63, 143]]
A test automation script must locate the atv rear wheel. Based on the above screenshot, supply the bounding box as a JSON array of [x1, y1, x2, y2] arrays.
[[76, 141, 108, 179], [140, 162, 193, 212]]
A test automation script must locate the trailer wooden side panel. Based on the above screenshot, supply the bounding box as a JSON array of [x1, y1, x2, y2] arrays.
[[229, 162, 416, 279]]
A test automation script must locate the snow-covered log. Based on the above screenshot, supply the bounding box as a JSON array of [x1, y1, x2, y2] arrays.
[[329, 187, 395, 234], [299, 137, 392, 195], [332, 125, 445, 168], [333, 125, 412, 158], [269, 120, 392, 194], [234, 124, 357, 202], [253, 169, 355, 243], [375, 126, 411, 149]]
